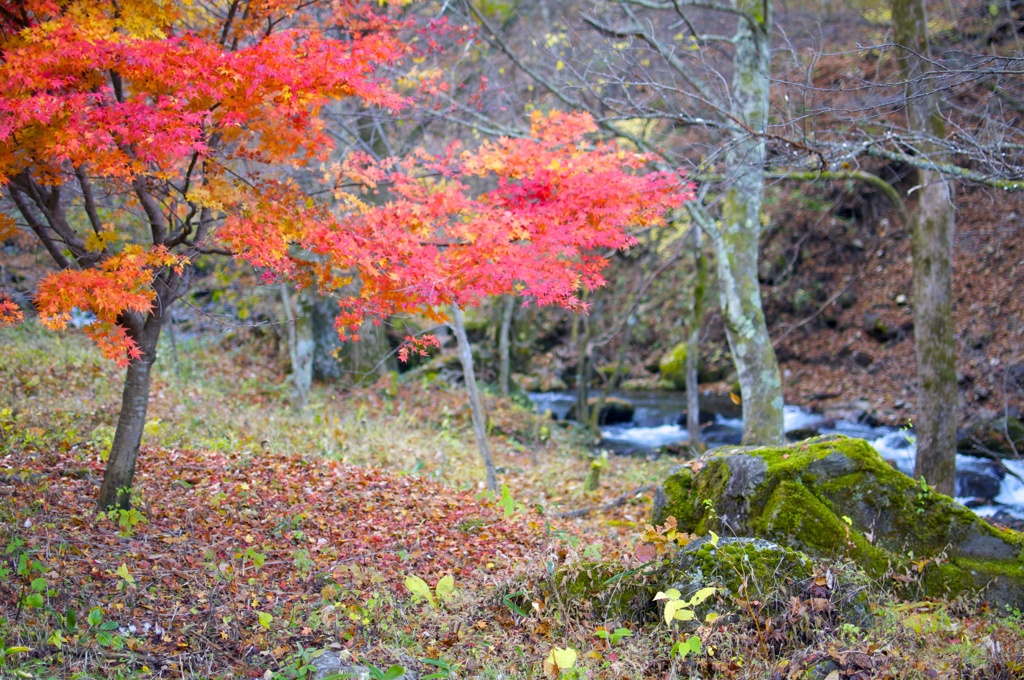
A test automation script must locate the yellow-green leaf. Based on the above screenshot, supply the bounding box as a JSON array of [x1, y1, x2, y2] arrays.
[[435, 574, 456, 603], [654, 588, 680, 602], [405, 575, 436, 607], [687, 587, 716, 606], [115, 563, 135, 585]]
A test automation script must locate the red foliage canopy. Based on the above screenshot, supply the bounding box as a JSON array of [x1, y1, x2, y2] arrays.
[[0, 0, 690, 362]]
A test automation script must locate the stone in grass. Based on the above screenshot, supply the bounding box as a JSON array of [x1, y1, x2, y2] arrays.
[[310, 650, 417, 680], [652, 435, 1024, 607], [550, 535, 872, 629]]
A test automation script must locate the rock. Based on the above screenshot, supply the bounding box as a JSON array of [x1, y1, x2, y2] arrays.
[[675, 409, 718, 427], [823, 400, 878, 427], [643, 349, 664, 374], [309, 650, 415, 680], [512, 373, 540, 392], [851, 350, 873, 368], [837, 289, 858, 309], [786, 427, 822, 442], [566, 397, 635, 425], [989, 511, 1024, 533], [621, 376, 659, 391], [862, 311, 896, 342], [657, 343, 730, 389], [960, 415, 1024, 457], [550, 536, 871, 628], [658, 342, 690, 390], [512, 372, 567, 393], [652, 436, 1024, 607], [955, 460, 1004, 503], [965, 328, 994, 350]]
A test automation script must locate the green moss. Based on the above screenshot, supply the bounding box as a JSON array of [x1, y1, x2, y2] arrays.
[[551, 561, 656, 622], [653, 436, 1024, 606], [753, 479, 892, 577], [658, 342, 689, 390], [652, 467, 697, 527], [687, 539, 812, 601]]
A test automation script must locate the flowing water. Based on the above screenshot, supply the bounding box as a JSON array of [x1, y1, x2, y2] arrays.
[[528, 390, 1024, 521]]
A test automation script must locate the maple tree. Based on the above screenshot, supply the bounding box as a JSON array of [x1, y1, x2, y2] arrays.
[[0, 0, 688, 510]]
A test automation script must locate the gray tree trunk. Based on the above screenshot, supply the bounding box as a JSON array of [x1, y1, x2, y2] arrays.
[[894, 0, 958, 495], [281, 285, 313, 410], [686, 226, 707, 449], [709, 0, 785, 445], [497, 295, 515, 397], [307, 293, 394, 385], [97, 313, 163, 511], [451, 306, 498, 492]]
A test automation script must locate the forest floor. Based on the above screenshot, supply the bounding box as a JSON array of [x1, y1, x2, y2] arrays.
[[3, 322, 1024, 679]]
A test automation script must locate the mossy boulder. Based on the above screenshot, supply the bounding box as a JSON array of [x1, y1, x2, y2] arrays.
[[657, 343, 729, 389], [549, 537, 824, 625], [652, 436, 1024, 606], [658, 342, 690, 390], [566, 396, 635, 425]]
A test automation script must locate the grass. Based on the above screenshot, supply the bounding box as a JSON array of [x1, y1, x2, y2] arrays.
[[2, 321, 1024, 679]]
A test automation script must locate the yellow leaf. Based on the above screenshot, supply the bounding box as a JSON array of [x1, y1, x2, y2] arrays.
[[435, 574, 456, 603], [543, 647, 577, 678]]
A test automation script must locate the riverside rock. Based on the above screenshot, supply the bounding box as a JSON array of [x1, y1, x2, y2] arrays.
[[652, 436, 1024, 606]]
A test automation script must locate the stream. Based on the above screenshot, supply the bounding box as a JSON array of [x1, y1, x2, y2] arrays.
[[528, 390, 1024, 522]]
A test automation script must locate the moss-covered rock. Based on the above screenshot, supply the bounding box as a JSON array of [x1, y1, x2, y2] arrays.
[[658, 342, 689, 390], [658, 344, 730, 389], [652, 436, 1024, 606], [547, 537, 824, 625], [566, 396, 635, 425]]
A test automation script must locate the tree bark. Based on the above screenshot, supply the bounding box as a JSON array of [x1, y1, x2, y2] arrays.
[[97, 313, 163, 511], [711, 0, 785, 445], [451, 305, 498, 492], [686, 225, 707, 449], [893, 0, 958, 495], [281, 285, 313, 411], [497, 295, 515, 397]]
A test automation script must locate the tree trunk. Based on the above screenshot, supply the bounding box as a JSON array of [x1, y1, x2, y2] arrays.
[[894, 0, 958, 495], [711, 0, 785, 445], [97, 314, 162, 511], [281, 285, 313, 411], [497, 295, 515, 397], [451, 305, 498, 492], [308, 292, 394, 384], [686, 226, 707, 449]]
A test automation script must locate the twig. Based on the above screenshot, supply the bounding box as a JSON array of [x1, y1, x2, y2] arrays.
[[556, 484, 655, 519]]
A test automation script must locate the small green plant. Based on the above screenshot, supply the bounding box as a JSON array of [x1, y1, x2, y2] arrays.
[[654, 586, 717, 625], [421, 656, 459, 679], [99, 488, 147, 536], [0, 643, 32, 669], [594, 626, 632, 646], [292, 549, 315, 576], [655, 585, 717, 662], [404, 574, 456, 608], [87, 607, 127, 649], [499, 484, 518, 519]]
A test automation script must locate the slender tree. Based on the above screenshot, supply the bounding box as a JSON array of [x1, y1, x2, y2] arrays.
[[892, 0, 957, 494]]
